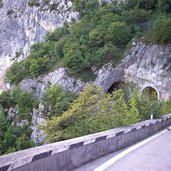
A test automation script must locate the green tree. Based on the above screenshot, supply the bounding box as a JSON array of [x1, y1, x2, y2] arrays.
[[42, 85, 141, 143], [123, 9, 151, 24], [136, 91, 161, 119], [0, 107, 8, 140], [11, 87, 35, 121], [0, 91, 14, 109], [64, 40, 90, 74], [6, 61, 29, 84], [157, 0, 171, 13], [152, 18, 171, 44], [29, 57, 50, 77], [44, 84, 78, 117], [73, 0, 99, 17], [124, 96, 141, 125], [106, 22, 132, 47], [45, 23, 69, 42], [0, 88, 36, 155], [161, 99, 171, 115]]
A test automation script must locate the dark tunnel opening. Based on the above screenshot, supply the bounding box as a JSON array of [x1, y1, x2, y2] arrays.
[[107, 82, 125, 93], [142, 87, 158, 100]]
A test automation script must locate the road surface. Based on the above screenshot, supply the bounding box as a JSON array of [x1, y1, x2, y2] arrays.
[[74, 128, 171, 171]]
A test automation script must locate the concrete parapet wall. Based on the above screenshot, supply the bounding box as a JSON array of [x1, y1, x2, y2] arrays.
[[1, 114, 171, 171]]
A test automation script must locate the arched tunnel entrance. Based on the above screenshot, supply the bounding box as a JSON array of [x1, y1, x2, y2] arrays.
[[107, 81, 125, 93], [142, 87, 159, 100]]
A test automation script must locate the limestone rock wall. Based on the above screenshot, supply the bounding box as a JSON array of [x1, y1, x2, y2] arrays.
[[19, 42, 171, 100], [94, 42, 171, 100], [19, 68, 86, 98], [124, 43, 171, 100], [0, 0, 78, 92]]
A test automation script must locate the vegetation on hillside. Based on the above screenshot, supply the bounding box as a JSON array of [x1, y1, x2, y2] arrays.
[[0, 84, 78, 155], [8, 0, 171, 83], [1, 0, 171, 155], [42, 84, 169, 143], [0, 88, 36, 155], [43, 84, 78, 117], [0, 83, 171, 155]]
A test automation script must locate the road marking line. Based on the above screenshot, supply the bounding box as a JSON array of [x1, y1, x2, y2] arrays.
[[93, 129, 167, 171]]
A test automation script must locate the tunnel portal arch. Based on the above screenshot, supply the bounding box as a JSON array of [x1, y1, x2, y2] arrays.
[[141, 86, 159, 100], [107, 81, 125, 94]]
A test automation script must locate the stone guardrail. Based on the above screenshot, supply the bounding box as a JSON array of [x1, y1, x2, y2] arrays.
[[1, 113, 171, 171]]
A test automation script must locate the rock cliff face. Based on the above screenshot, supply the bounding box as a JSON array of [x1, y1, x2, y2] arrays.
[[14, 42, 171, 144], [19, 41, 171, 100], [20, 68, 86, 98], [0, 0, 78, 91], [1, 0, 171, 145], [94, 42, 171, 100], [124, 43, 171, 100]]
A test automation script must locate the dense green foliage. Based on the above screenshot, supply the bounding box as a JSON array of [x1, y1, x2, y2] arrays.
[[152, 18, 171, 44], [135, 91, 161, 119], [0, 84, 78, 155], [0, 84, 171, 154], [0, 87, 35, 121], [7, 0, 156, 83], [161, 99, 171, 115], [4, 0, 171, 84], [42, 85, 164, 143], [0, 88, 36, 155], [43, 84, 78, 117], [2, 0, 171, 155], [157, 0, 171, 13]]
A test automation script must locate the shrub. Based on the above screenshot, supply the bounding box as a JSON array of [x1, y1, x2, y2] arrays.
[[44, 84, 78, 117], [161, 99, 171, 115], [136, 92, 161, 119], [152, 19, 171, 44], [0, 91, 14, 109], [157, 0, 171, 13], [137, 0, 157, 10], [73, 0, 99, 17], [123, 9, 151, 24], [29, 57, 50, 77], [11, 87, 35, 121], [106, 22, 132, 47], [42, 85, 141, 143], [6, 61, 29, 84], [45, 23, 69, 42], [0, 88, 36, 155], [122, 0, 157, 10]]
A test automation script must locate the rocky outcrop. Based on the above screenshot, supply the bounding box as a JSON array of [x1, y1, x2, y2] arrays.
[[0, 0, 78, 92], [19, 68, 86, 98], [20, 41, 171, 100], [31, 103, 47, 145], [124, 42, 171, 100], [95, 42, 171, 100]]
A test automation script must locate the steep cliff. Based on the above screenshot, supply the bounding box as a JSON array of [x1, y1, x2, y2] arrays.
[[0, 0, 77, 91], [94, 42, 171, 100], [0, 0, 171, 147]]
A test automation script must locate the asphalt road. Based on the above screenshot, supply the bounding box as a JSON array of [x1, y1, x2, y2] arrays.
[[74, 128, 171, 171]]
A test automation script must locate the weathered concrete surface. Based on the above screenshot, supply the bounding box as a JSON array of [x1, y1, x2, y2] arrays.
[[0, 113, 171, 171], [75, 129, 171, 171], [106, 130, 171, 171]]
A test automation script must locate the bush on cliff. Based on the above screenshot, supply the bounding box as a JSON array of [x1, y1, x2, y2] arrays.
[[152, 18, 171, 44], [43, 84, 78, 117], [42, 85, 141, 143]]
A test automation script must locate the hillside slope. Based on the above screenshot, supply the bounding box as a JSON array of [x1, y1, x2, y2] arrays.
[[0, 0, 77, 91]]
